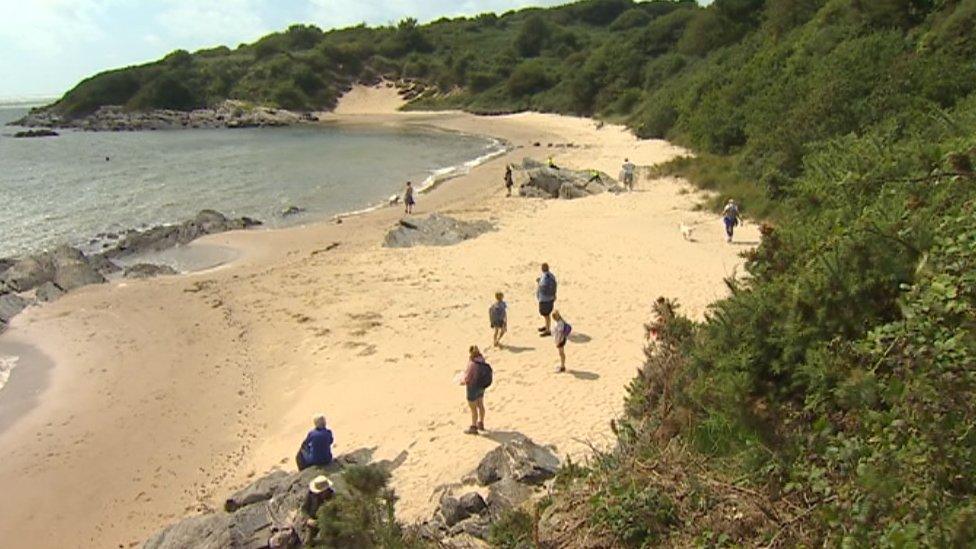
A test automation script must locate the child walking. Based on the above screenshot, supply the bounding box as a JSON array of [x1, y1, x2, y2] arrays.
[[552, 310, 571, 373], [404, 181, 415, 214], [489, 292, 508, 348]]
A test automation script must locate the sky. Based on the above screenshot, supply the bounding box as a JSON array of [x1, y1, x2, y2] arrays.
[[0, 0, 584, 99]]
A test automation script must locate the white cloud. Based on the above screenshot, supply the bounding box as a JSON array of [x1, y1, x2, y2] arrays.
[[0, 0, 107, 57], [154, 0, 270, 49]]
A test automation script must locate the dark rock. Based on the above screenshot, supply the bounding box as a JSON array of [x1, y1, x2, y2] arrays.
[[13, 129, 58, 138], [0, 294, 30, 324], [383, 214, 494, 248], [145, 448, 390, 549], [512, 158, 620, 200], [281, 206, 305, 217], [225, 470, 292, 512], [439, 495, 469, 527], [88, 255, 121, 276], [1, 254, 55, 292], [459, 492, 487, 515], [36, 282, 66, 303], [0, 258, 15, 275], [53, 260, 106, 291], [486, 477, 536, 515], [474, 434, 559, 486], [124, 264, 178, 279], [103, 211, 261, 259], [449, 515, 492, 540]]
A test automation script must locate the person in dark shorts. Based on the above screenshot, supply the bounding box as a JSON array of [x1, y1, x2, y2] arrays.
[[722, 199, 740, 243], [404, 181, 415, 214], [461, 345, 489, 434], [489, 292, 508, 348], [536, 263, 557, 336], [504, 165, 514, 197]]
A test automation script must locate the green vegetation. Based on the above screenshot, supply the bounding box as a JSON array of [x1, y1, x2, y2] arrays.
[[51, 0, 976, 545]]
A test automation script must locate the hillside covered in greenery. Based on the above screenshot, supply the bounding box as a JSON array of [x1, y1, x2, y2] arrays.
[[53, 0, 976, 546]]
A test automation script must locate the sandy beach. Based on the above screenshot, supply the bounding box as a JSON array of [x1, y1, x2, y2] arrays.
[[0, 86, 758, 548]]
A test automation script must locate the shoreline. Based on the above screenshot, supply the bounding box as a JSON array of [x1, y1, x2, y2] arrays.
[[0, 86, 759, 547]]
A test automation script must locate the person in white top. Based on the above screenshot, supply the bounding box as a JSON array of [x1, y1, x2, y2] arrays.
[[621, 159, 636, 191], [552, 310, 571, 373]]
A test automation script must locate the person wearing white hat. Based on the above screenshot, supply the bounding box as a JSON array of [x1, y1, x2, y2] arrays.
[[301, 475, 335, 541]]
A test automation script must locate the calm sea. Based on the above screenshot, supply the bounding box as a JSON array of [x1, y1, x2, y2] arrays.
[[0, 103, 504, 259]]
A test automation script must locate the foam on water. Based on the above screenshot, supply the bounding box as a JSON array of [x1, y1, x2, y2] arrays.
[[0, 355, 19, 393]]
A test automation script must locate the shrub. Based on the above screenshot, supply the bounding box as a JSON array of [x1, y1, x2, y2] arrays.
[[507, 60, 553, 97], [487, 509, 535, 548], [515, 15, 550, 57]]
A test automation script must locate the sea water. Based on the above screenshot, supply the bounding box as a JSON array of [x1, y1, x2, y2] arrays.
[[0, 103, 506, 258]]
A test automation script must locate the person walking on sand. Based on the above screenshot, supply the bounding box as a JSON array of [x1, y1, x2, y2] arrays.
[[622, 158, 636, 191], [536, 263, 557, 337], [489, 292, 508, 348], [722, 199, 740, 243], [296, 414, 334, 470], [404, 181, 416, 214], [460, 346, 491, 434], [552, 310, 572, 373], [504, 165, 514, 197]]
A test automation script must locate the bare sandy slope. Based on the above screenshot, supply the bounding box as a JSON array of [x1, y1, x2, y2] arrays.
[[0, 86, 759, 547]]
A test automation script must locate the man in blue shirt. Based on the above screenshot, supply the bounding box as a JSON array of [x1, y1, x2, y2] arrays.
[[536, 263, 557, 337], [296, 414, 334, 470]]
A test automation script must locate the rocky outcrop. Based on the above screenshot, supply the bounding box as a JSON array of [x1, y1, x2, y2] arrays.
[[35, 282, 66, 303], [511, 158, 622, 199], [15, 101, 307, 132], [383, 214, 494, 248], [474, 434, 560, 486], [101, 210, 261, 259], [145, 448, 396, 549], [417, 434, 559, 547], [0, 294, 30, 325], [123, 264, 178, 279], [0, 245, 105, 293], [13, 129, 58, 138]]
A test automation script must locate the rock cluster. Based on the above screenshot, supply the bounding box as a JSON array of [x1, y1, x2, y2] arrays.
[[383, 214, 494, 248], [144, 448, 396, 549], [13, 129, 59, 138], [0, 210, 260, 333], [511, 158, 623, 199], [417, 434, 560, 547], [14, 101, 307, 132]]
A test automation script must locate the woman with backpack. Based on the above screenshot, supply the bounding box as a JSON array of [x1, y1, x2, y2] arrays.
[[552, 310, 571, 373], [461, 345, 490, 434]]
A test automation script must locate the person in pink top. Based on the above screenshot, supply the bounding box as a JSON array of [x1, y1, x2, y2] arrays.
[[460, 345, 490, 434]]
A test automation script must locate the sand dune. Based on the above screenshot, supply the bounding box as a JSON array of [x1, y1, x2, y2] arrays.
[[0, 86, 758, 547]]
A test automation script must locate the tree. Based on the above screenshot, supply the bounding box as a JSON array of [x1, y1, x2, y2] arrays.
[[515, 14, 550, 57]]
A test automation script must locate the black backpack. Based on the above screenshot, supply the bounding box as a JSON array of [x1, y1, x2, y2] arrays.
[[477, 360, 493, 389]]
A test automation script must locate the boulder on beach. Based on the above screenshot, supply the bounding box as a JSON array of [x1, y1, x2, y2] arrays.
[[145, 448, 404, 549], [0, 294, 30, 325], [123, 264, 178, 279], [35, 282, 66, 303], [103, 210, 262, 259], [0, 254, 55, 292], [418, 434, 559, 546], [383, 214, 494, 248], [13, 129, 59, 138], [511, 158, 622, 199], [281, 206, 306, 218]]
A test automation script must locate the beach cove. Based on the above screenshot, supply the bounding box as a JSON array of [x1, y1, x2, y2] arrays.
[[0, 86, 759, 547]]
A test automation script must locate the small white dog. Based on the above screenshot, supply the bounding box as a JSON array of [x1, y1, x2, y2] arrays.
[[679, 222, 695, 241], [388, 194, 400, 206]]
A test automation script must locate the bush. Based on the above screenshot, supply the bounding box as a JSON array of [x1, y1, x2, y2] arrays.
[[610, 8, 651, 31], [312, 465, 416, 548], [507, 60, 553, 97], [487, 509, 534, 548], [515, 15, 550, 57]]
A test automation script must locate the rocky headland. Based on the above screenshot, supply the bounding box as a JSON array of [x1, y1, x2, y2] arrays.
[[12, 100, 312, 132]]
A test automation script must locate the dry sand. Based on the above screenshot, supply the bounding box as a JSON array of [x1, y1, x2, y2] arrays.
[[0, 85, 759, 547]]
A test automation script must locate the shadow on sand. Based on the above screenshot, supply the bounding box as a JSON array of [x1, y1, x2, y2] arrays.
[[501, 345, 535, 354], [568, 333, 592, 344], [568, 369, 600, 381], [482, 430, 528, 445]]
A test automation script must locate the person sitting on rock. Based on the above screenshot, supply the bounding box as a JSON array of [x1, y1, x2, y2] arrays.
[[300, 475, 335, 543], [296, 414, 334, 470]]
